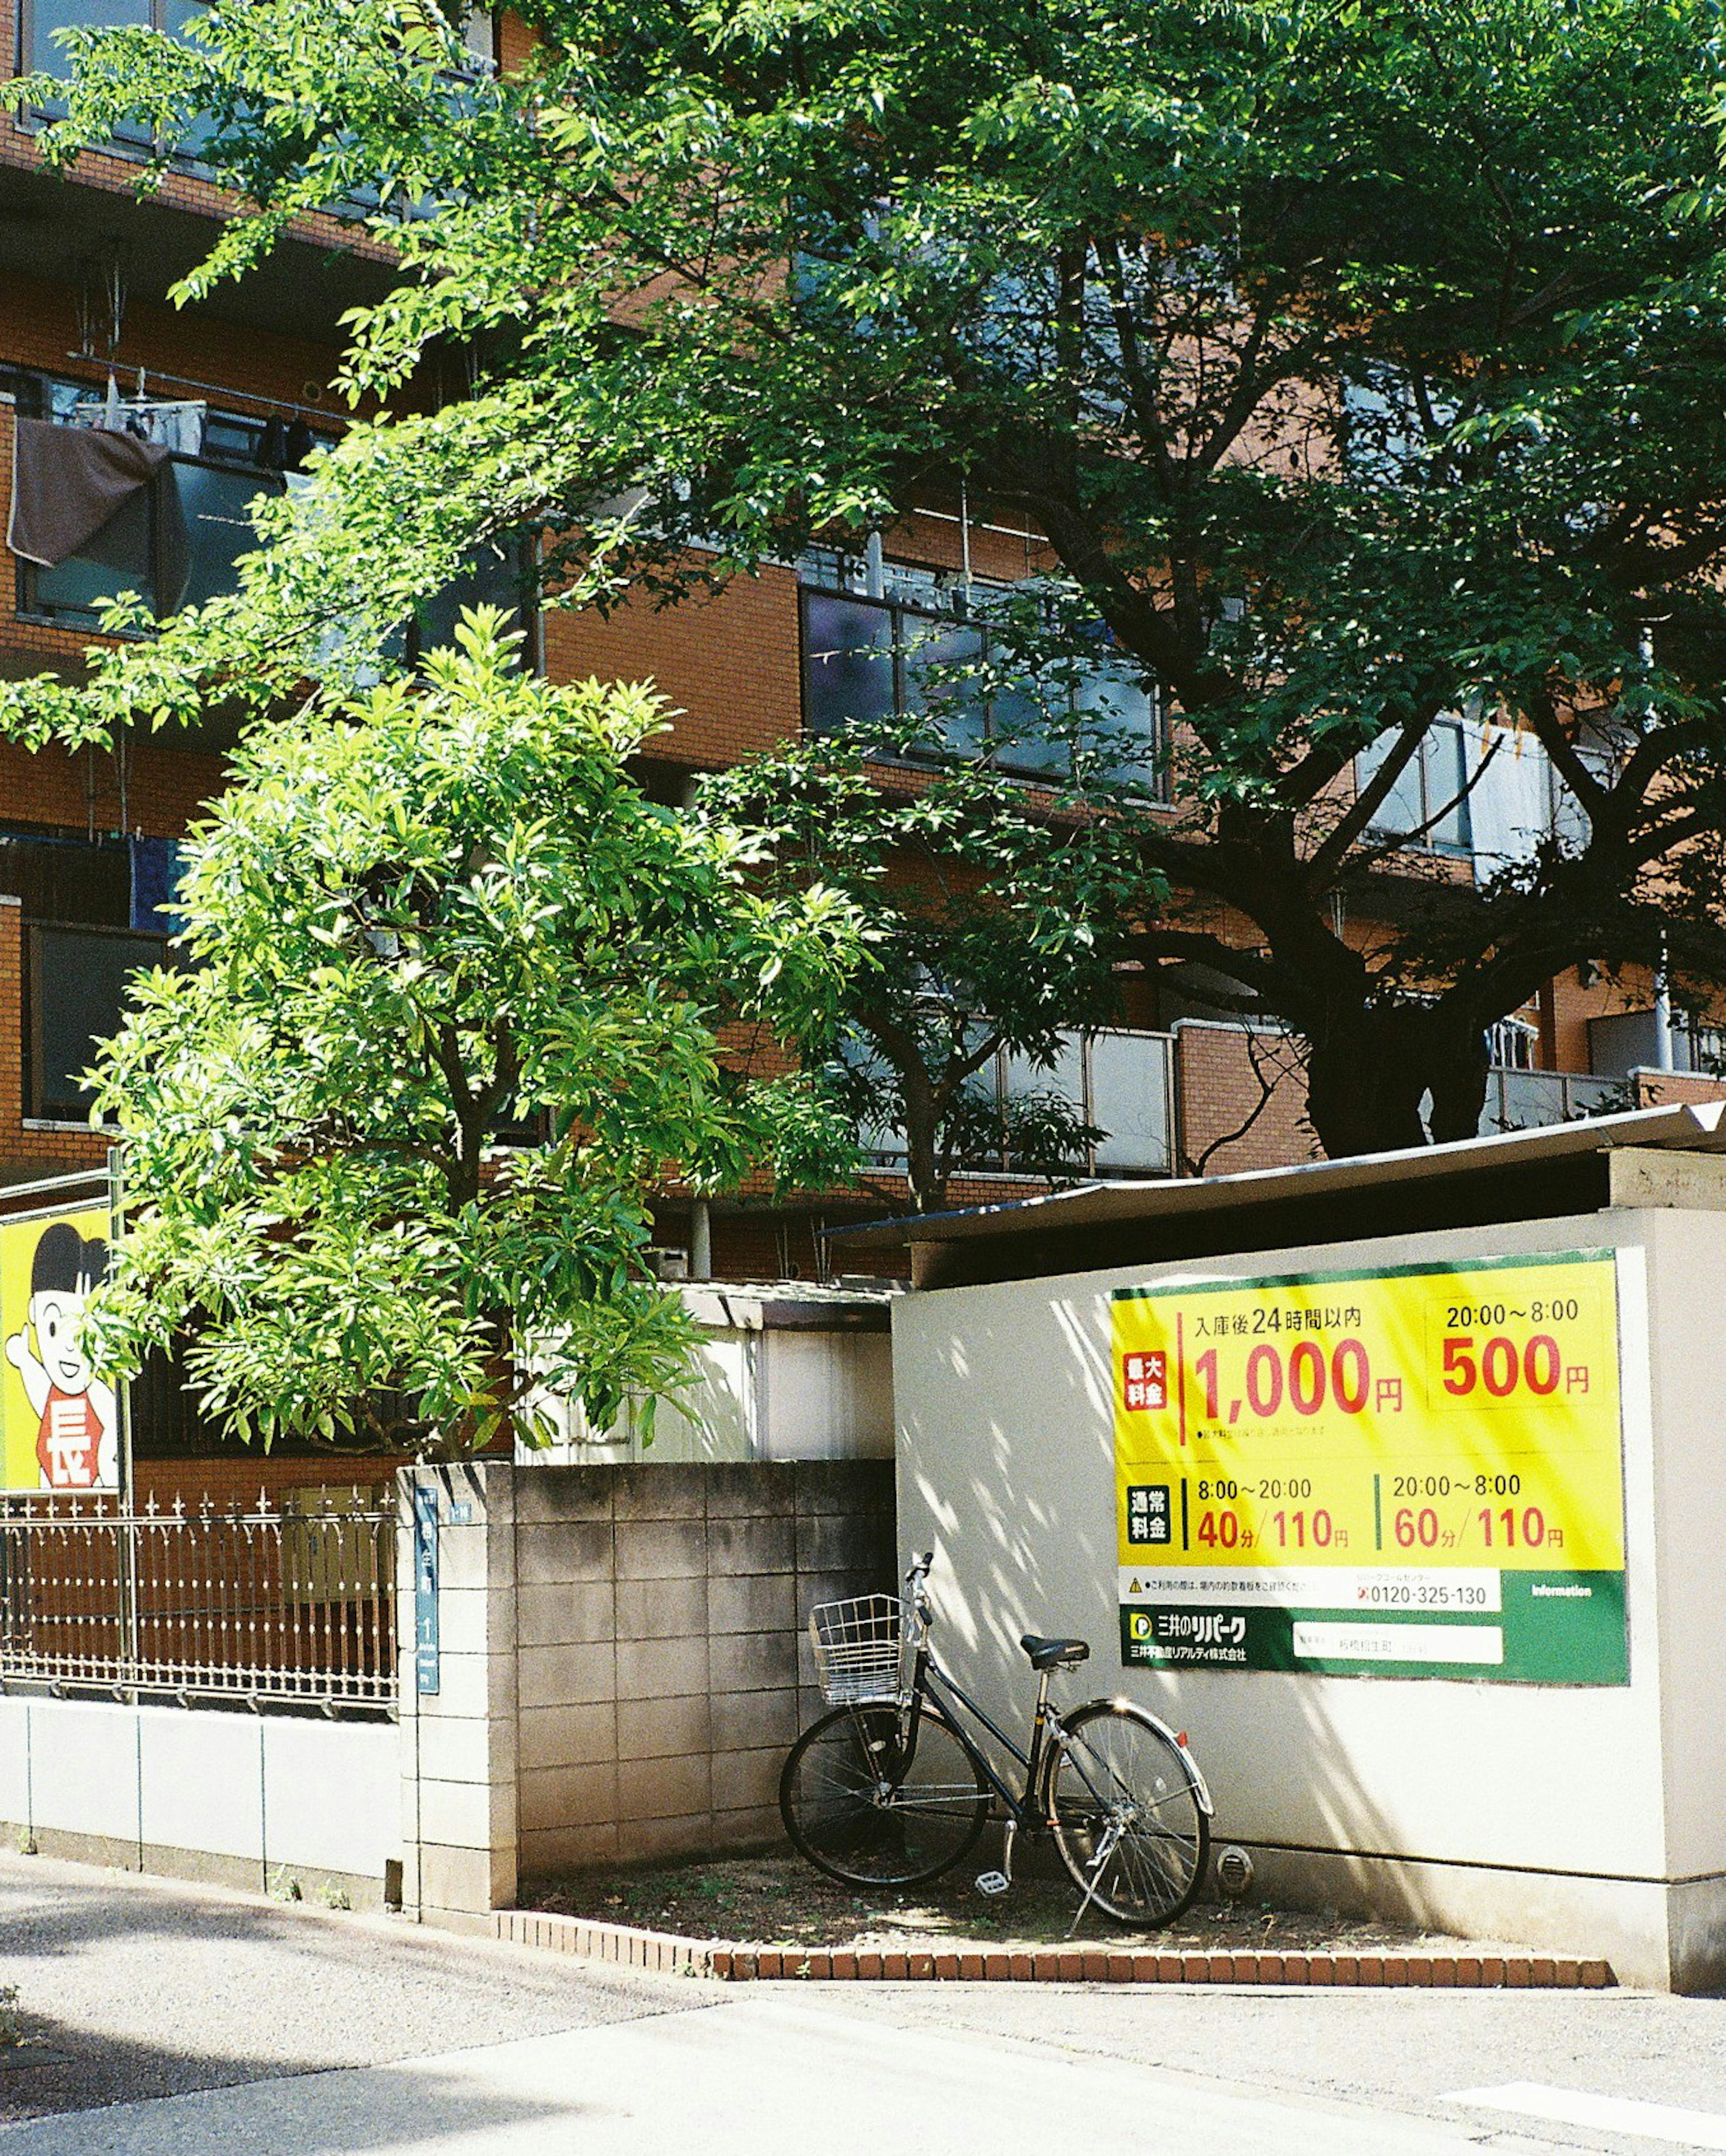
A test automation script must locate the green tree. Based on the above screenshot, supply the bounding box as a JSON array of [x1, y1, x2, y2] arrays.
[[13, 0, 1726, 1151], [699, 734, 1163, 1211], [85, 616, 860, 1452]]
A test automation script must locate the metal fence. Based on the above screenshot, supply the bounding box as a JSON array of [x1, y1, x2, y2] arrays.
[[0, 1487, 397, 1712]]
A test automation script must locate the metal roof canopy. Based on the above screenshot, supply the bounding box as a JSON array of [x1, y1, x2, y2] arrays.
[[830, 1103, 1726, 1290]]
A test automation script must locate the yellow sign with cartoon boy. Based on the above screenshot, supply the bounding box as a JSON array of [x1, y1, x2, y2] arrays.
[[0, 1204, 119, 1493]]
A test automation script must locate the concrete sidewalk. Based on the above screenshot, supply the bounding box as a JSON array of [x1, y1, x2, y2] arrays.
[[13, 1848, 1726, 2155], [0, 1852, 697, 2126], [0, 1991, 1527, 2156]]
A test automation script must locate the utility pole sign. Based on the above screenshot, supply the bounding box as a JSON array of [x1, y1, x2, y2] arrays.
[[1113, 1250, 1628, 1684]]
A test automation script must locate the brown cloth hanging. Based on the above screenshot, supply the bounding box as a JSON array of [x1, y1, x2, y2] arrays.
[[7, 417, 169, 567]]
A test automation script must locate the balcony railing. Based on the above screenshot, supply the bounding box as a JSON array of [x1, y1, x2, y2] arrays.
[[858, 1027, 1177, 1180], [1478, 1066, 1620, 1136]]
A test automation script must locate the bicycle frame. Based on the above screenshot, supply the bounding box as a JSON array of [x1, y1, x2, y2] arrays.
[[896, 1605, 1070, 1835]]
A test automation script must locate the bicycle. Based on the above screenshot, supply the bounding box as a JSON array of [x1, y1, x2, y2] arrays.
[[779, 1551, 1214, 1927]]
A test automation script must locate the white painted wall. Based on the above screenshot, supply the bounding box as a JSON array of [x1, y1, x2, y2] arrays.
[[760, 1331, 893, 1460], [893, 1204, 1726, 1983], [522, 1325, 894, 1464], [0, 1694, 398, 1891]]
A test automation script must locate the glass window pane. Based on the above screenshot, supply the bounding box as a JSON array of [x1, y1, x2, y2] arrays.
[[31, 925, 165, 1120], [987, 653, 1067, 778], [1357, 730, 1427, 840], [27, 0, 149, 78], [1076, 661, 1160, 789], [459, 5, 495, 64], [801, 591, 894, 735], [171, 462, 283, 610], [1426, 723, 1472, 852], [158, 0, 222, 158], [832, 1034, 905, 1161], [412, 536, 524, 655], [1089, 1029, 1173, 1172], [900, 612, 987, 754]]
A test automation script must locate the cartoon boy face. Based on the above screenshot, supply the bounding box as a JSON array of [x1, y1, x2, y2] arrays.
[[6, 1222, 117, 1491], [28, 1285, 93, 1394]]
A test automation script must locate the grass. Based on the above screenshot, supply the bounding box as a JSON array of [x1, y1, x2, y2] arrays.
[[526, 1853, 1474, 1955]]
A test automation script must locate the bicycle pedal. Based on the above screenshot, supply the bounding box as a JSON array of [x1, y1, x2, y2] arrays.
[[974, 1870, 1010, 1897]]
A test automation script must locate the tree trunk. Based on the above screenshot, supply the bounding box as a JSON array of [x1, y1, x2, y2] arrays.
[[1303, 1007, 1490, 1159], [899, 1065, 944, 1214]]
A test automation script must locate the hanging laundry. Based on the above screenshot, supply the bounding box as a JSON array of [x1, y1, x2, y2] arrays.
[[129, 834, 188, 935], [6, 417, 168, 567], [254, 415, 288, 469], [72, 396, 206, 457], [154, 464, 192, 616], [148, 401, 205, 456]]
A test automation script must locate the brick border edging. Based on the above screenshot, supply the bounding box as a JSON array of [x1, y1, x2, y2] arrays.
[[490, 1910, 1615, 1989]]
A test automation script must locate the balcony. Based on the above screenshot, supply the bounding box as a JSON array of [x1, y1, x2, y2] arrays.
[[7, 375, 530, 657]]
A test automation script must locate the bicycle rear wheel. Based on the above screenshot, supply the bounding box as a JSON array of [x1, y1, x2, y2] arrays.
[[779, 1701, 991, 1889], [1045, 1701, 1209, 1926]]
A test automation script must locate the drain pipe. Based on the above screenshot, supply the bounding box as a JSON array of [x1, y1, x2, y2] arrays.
[[675, 766, 716, 1282], [1642, 627, 1677, 1076], [689, 1202, 712, 1281], [1654, 936, 1676, 1074]]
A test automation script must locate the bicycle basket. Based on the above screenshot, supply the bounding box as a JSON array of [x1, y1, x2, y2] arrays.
[[808, 1593, 904, 1705]]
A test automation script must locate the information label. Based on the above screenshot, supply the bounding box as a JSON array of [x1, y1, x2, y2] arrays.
[[1113, 1251, 1628, 1683]]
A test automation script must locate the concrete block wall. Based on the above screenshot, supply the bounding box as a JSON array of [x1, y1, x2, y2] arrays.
[[399, 1459, 895, 1925]]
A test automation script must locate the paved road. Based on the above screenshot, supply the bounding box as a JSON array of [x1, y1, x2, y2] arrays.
[[8, 1854, 1726, 2153]]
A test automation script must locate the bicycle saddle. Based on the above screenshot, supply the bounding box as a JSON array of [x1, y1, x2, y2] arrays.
[[1019, 1633, 1090, 1670]]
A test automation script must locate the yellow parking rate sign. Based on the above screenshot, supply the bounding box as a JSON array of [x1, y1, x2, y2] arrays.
[[1112, 1251, 1628, 1683]]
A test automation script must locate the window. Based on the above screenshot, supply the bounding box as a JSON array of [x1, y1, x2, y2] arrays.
[[19, 0, 188, 149], [18, 0, 495, 181], [1356, 718, 1472, 856], [404, 532, 534, 665], [27, 923, 167, 1121], [798, 555, 1163, 789], [22, 0, 150, 84], [458, 5, 496, 68]]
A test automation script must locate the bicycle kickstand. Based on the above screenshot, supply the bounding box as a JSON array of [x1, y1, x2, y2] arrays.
[[1065, 1820, 1124, 1939]]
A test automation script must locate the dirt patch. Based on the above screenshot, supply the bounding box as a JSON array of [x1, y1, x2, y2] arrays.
[[525, 1853, 1481, 1956]]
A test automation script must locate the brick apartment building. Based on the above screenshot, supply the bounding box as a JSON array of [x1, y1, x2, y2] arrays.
[[0, 3, 1719, 1300]]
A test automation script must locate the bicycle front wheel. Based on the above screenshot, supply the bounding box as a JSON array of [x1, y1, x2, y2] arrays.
[[779, 1701, 991, 1889], [1045, 1702, 1209, 1926]]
